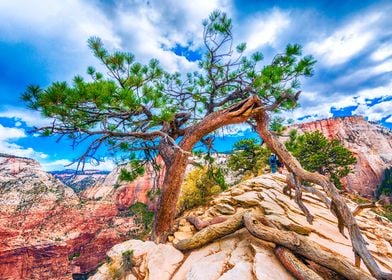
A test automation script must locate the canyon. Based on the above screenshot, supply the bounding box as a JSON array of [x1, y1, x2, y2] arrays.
[[0, 117, 391, 279]]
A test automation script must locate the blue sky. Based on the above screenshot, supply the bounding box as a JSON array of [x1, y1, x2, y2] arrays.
[[0, 0, 391, 171]]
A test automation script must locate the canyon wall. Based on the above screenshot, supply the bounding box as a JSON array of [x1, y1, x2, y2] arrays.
[[293, 116, 392, 197], [0, 155, 142, 280]]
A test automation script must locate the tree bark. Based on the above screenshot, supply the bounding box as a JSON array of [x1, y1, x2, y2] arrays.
[[174, 211, 246, 251], [151, 96, 259, 243], [253, 108, 392, 280], [244, 212, 375, 280], [274, 246, 324, 280]]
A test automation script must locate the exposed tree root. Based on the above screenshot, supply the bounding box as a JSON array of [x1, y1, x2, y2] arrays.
[[274, 246, 323, 280], [174, 211, 246, 251], [253, 108, 392, 279], [186, 216, 228, 231], [244, 212, 374, 280], [307, 261, 347, 280]]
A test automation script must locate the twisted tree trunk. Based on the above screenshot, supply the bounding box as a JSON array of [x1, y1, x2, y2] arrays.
[[151, 96, 259, 243], [253, 108, 392, 280]]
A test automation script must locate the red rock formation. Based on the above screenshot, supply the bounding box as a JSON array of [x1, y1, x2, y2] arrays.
[[294, 116, 392, 197], [82, 158, 166, 211], [0, 155, 141, 280]]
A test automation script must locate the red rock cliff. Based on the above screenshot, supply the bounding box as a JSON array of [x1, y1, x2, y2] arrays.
[[0, 155, 142, 280], [294, 116, 392, 197]]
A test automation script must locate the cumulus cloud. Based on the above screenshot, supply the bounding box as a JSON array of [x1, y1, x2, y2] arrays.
[[353, 100, 392, 122], [0, 124, 48, 159], [371, 41, 392, 61], [0, 106, 52, 128], [306, 11, 384, 66], [238, 8, 290, 52]]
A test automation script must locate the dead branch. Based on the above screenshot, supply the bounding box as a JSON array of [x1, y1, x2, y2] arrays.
[[174, 211, 246, 251], [352, 203, 378, 217], [244, 212, 375, 280], [186, 216, 228, 231], [274, 246, 323, 280]]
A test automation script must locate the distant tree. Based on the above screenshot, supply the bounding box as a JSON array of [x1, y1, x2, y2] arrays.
[[269, 116, 286, 135], [227, 138, 270, 178], [377, 167, 392, 197], [285, 130, 357, 189]]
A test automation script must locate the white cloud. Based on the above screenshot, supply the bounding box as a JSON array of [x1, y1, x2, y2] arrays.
[[0, 106, 53, 128], [385, 115, 392, 123], [0, 124, 48, 159], [41, 158, 116, 171], [0, 124, 25, 141], [0, 0, 120, 48], [334, 59, 392, 86], [215, 123, 252, 137], [111, 0, 231, 72], [306, 12, 382, 66], [239, 8, 290, 52], [353, 100, 392, 122], [371, 42, 392, 61], [354, 81, 392, 104]]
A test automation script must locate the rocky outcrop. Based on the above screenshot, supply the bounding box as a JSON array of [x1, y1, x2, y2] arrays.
[[91, 173, 392, 280], [292, 116, 392, 197], [81, 162, 164, 210], [0, 154, 143, 280], [50, 169, 109, 193]]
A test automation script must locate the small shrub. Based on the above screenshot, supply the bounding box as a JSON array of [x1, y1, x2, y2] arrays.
[[128, 202, 154, 233], [178, 166, 226, 212], [107, 250, 134, 280]]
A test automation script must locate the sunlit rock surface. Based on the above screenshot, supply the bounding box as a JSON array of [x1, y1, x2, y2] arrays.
[[91, 173, 392, 280]]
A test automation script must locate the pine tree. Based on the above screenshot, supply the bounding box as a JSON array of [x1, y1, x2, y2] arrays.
[[22, 11, 316, 242], [285, 130, 357, 188]]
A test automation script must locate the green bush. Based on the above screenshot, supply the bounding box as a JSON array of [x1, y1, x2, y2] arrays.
[[377, 167, 392, 197], [178, 166, 226, 212], [285, 130, 356, 189], [227, 138, 270, 179], [128, 202, 154, 233]]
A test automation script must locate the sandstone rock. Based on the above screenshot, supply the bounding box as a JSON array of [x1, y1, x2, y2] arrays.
[[214, 203, 236, 215], [0, 154, 141, 280], [218, 261, 253, 280], [147, 244, 184, 280], [253, 251, 295, 280], [90, 173, 392, 280], [230, 188, 245, 196], [174, 231, 194, 241], [233, 191, 263, 207], [185, 251, 227, 280]]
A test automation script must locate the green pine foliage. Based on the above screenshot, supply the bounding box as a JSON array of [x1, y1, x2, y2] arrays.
[[128, 202, 155, 233], [285, 130, 357, 188], [228, 138, 270, 178], [21, 10, 316, 198], [377, 167, 392, 197]]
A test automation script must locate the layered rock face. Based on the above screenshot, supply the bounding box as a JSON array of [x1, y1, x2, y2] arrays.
[[0, 154, 141, 280], [293, 116, 392, 197], [50, 169, 109, 193], [81, 162, 164, 211], [91, 173, 392, 280]]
